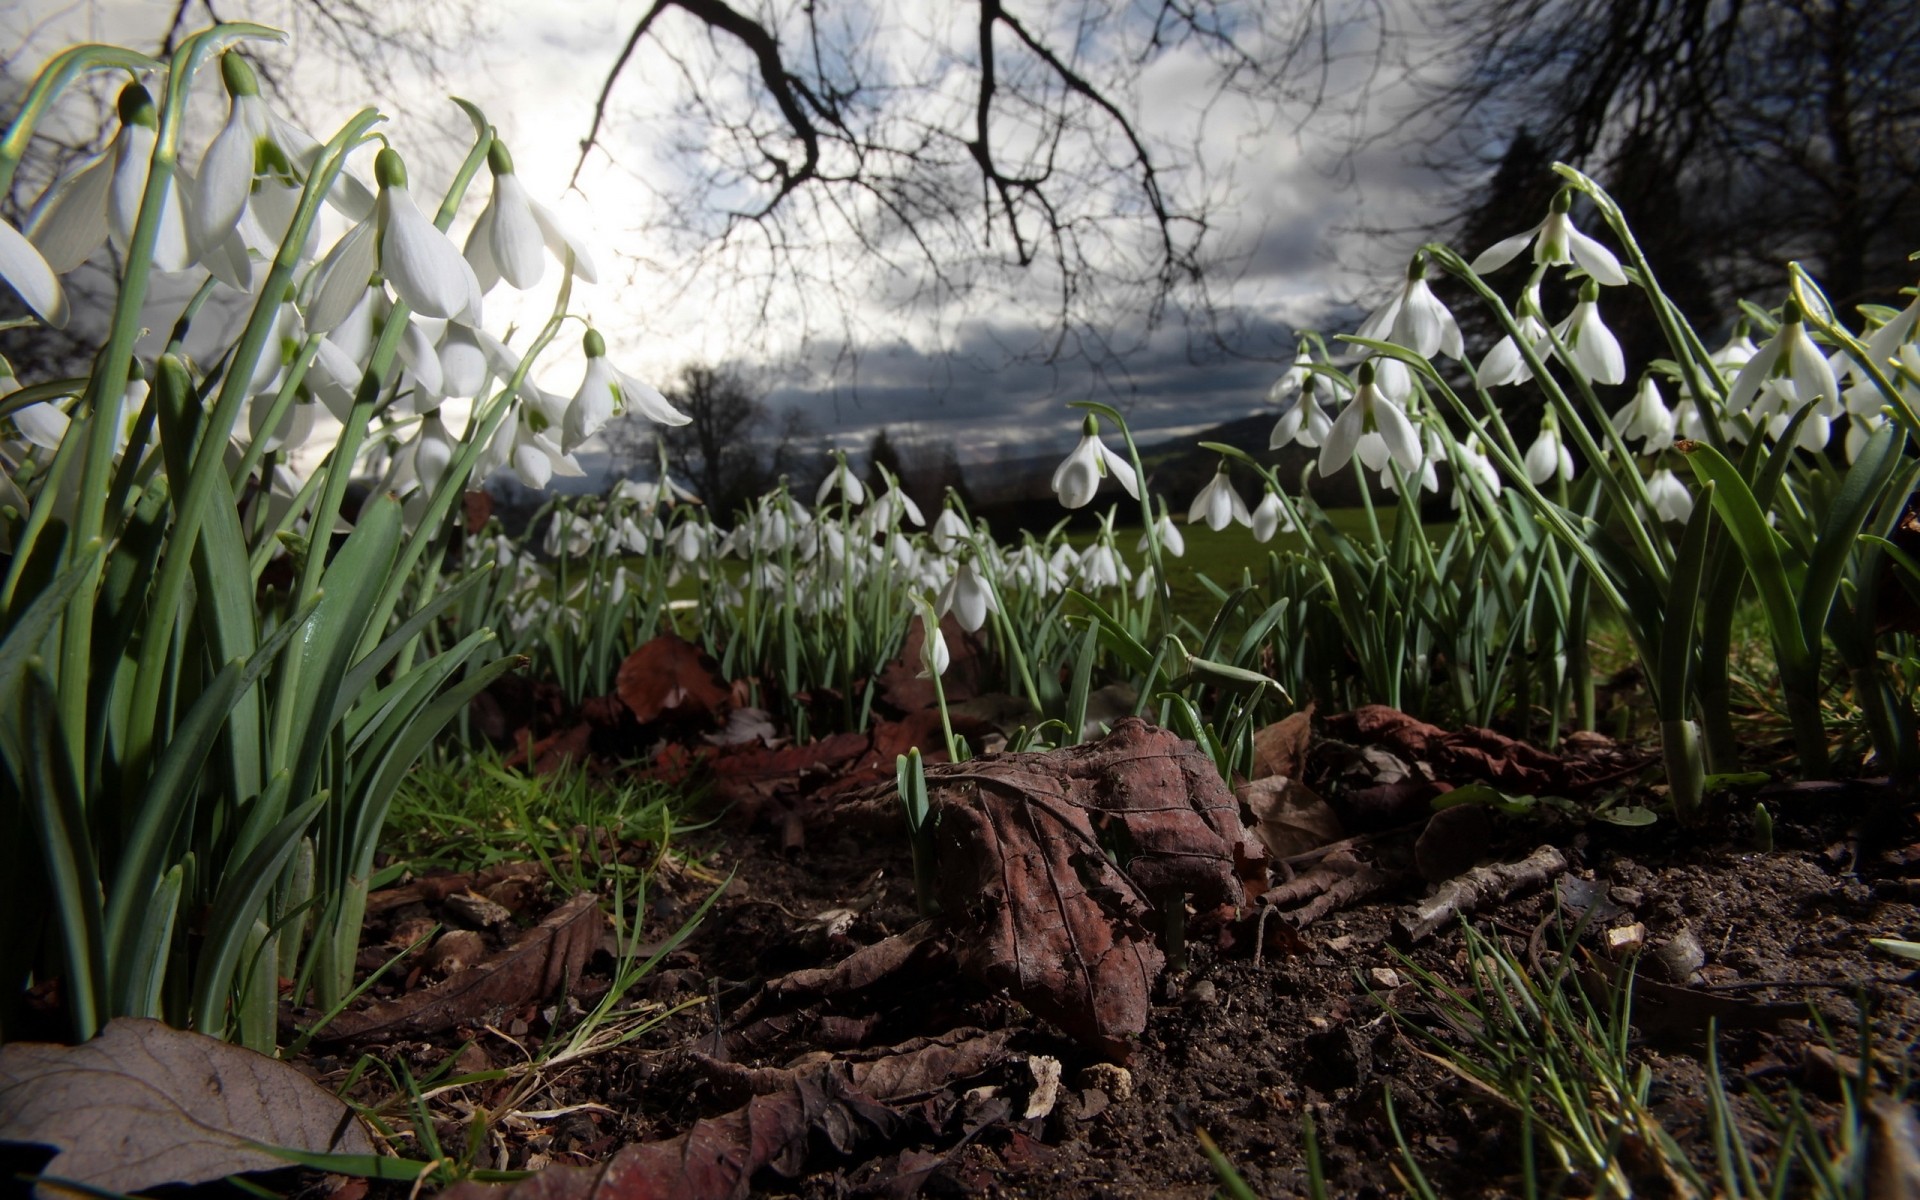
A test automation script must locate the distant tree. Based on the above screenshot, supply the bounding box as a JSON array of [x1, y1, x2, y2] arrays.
[[603, 362, 814, 519], [862, 426, 973, 521], [1417, 0, 1920, 317]]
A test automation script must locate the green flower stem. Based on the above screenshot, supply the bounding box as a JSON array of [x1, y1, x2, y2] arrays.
[[1071, 401, 1172, 646], [121, 107, 382, 789], [1554, 165, 1731, 452], [0, 44, 164, 197]]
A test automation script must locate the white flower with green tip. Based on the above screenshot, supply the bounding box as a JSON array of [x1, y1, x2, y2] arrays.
[[1724, 301, 1838, 423], [936, 557, 996, 633], [1611, 375, 1674, 453], [305, 148, 482, 333], [1187, 462, 1251, 531], [1137, 506, 1185, 557], [1052, 413, 1139, 509], [30, 83, 191, 275], [464, 140, 597, 291], [1645, 467, 1693, 521], [1357, 253, 1463, 360], [1523, 418, 1575, 484], [1250, 488, 1292, 543], [1542, 280, 1625, 385], [1319, 361, 1422, 477], [564, 329, 687, 453], [1470, 190, 1628, 286]]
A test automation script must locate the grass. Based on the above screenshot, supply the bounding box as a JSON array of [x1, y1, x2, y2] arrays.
[[1383, 920, 1900, 1198], [386, 748, 709, 894], [341, 755, 722, 1182]]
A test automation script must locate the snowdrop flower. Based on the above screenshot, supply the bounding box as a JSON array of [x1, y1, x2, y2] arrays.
[[1137, 503, 1185, 557], [1076, 540, 1131, 591], [930, 506, 970, 554], [1357, 253, 1464, 360], [1864, 292, 1920, 378], [867, 471, 925, 529], [1187, 462, 1252, 531], [936, 557, 997, 633], [1449, 436, 1502, 511], [409, 409, 456, 497], [1672, 394, 1710, 443], [1542, 280, 1625, 385], [1274, 374, 1336, 449], [816, 451, 866, 506], [0, 217, 68, 328], [1320, 361, 1423, 478], [1469, 190, 1628, 286], [30, 83, 191, 276], [305, 149, 483, 334], [1711, 325, 1759, 377], [565, 328, 686, 452], [1611, 375, 1675, 453], [1051, 414, 1138, 509], [1523, 416, 1575, 485], [484, 405, 584, 489], [1267, 343, 1313, 406], [464, 140, 597, 292], [193, 53, 364, 287], [1724, 302, 1839, 423], [1764, 406, 1833, 452], [913, 595, 949, 679], [1477, 286, 1548, 388], [1645, 468, 1693, 522], [1250, 487, 1292, 543], [665, 517, 710, 563]]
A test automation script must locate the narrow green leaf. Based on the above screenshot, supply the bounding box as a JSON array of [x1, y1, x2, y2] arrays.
[[1676, 440, 1812, 674]]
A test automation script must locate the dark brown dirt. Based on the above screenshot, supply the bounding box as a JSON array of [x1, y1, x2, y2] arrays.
[[312, 772, 1920, 1199]]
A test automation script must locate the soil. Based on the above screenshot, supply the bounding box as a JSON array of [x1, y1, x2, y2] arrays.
[[295, 719, 1920, 1200]]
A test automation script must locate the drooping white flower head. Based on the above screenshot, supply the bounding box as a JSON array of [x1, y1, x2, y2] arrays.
[[1250, 487, 1293, 543], [1724, 301, 1839, 424], [464, 140, 598, 292], [0, 217, 68, 328], [1051, 413, 1138, 509], [867, 467, 925, 530], [936, 556, 997, 633], [1271, 374, 1335, 450], [1357, 252, 1464, 361], [564, 328, 687, 453], [1540, 279, 1625, 385], [913, 594, 950, 679], [1319, 361, 1422, 478], [1611, 375, 1675, 454], [1137, 502, 1185, 558], [1187, 461, 1252, 531], [816, 451, 866, 506], [305, 148, 483, 333], [1645, 467, 1694, 522], [1523, 416, 1576, 485], [1469, 189, 1628, 286], [930, 506, 970, 554], [30, 83, 192, 276], [1477, 285, 1547, 388]]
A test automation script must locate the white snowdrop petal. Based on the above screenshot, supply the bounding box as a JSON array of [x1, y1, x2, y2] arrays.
[[29, 154, 114, 274], [0, 218, 69, 328]]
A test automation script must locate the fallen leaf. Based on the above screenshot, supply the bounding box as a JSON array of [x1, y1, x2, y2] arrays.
[[925, 718, 1246, 1057], [0, 1018, 373, 1196], [616, 634, 731, 724], [316, 891, 601, 1043], [1238, 775, 1343, 860], [438, 1031, 1013, 1200], [1251, 705, 1315, 781]]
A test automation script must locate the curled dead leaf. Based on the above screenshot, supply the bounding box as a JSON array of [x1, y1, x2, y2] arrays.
[[0, 1018, 373, 1197]]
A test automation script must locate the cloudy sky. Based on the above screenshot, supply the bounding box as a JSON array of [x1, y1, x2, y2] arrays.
[[3, 0, 1460, 473]]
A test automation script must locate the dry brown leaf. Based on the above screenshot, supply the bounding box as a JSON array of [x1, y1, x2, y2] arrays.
[[316, 891, 601, 1043], [0, 1018, 373, 1197], [1251, 704, 1315, 781], [616, 633, 731, 724], [1238, 775, 1343, 860], [925, 718, 1246, 1058]]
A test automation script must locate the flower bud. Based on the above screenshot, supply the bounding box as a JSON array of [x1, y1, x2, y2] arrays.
[[374, 148, 408, 190], [220, 52, 260, 98], [117, 83, 157, 130]]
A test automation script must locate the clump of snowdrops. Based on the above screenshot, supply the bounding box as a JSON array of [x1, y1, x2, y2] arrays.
[[0, 25, 688, 1046]]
